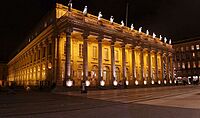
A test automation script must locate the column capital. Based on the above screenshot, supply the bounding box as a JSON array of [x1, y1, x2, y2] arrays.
[[82, 31, 89, 39], [121, 42, 127, 48], [97, 35, 104, 42], [65, 27, 73, 35]]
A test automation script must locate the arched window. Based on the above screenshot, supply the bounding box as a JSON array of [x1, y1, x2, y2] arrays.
[[115, 67, 120, 81], [103, 66, 110, 81]]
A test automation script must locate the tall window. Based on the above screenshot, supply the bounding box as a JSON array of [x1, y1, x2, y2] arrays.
[[79, 44, 83, 57], [198, 61, 200, 68], [38, 50, 40, 60], [93, 46, 97, 58], [198, 52, 200, 58], [115, 50, 119, 61], [104, 48, 109, 60], [193, 52, 195, 58], [181, 47, 184, 52], [178, 62, 180, 68], [42, 47, 46, 58], [196, 45, 199, 50], [186, 46, 189, 51], [48, 43, 52, 55], [193, 61, 196, 68], [188, 62, 190, 68], [191, 45, 194, 50], [182, 63, 185, 69]]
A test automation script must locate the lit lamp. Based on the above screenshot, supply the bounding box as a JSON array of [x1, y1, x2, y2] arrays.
[[164, 80, 167, 84], [66, 80, 73, 87], [86, 80, 90, 87], [151, 80, 155, 85], [158, 80, 161, 84], [170, 80, 172, 84], [174, 80, 177, 84], [125, 80, 129, 86], [100, 80, 105, 87], [113, 80, 118, 86], [135, 80, 139, 85], [48, 62, 52, 69], [144, 80, 147, 85]]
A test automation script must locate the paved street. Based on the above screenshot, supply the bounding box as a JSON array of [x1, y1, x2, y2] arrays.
[[1, 86, 200, 118]]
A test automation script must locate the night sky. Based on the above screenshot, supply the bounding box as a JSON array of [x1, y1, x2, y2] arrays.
[[1, 0, 200, 62]]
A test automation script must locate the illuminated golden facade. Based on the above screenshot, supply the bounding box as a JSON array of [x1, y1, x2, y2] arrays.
[[7, 3, 174, 88]]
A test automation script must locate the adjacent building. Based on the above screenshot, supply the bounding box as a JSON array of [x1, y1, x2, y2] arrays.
[[7, 3, 174, 88], [173, 37, 200, 83]]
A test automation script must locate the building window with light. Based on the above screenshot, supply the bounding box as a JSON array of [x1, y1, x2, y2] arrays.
[[93, 46, 97, 58], [193, 52, 195, 58], [104, 48, 109, 60], [196, 45, 199, 50], [193, 61, 196, 68], [182, 62, 185, 69], [178, 62, 180, 68], [115, 50, 119, 61], [188, 62, 190, 68], [191, 45, 194, 50], [181, 47, 184, 52], [79, 44, 83, 57]]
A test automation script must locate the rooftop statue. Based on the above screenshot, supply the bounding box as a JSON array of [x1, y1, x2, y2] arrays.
[[159, 35, 162, 40], [121, 20, 124, 27], [83, 6, 87, 16], [169, 39, 171, 44], [110, 16, 114, 24], [139, 27, 142, 33], [68, 0, 72, 11], [164, 37, 167, 43], [98, 12, 102, 21], [153, 33, 156, 38], [131, 24, 134, 31], [146, 30, 149, 35]]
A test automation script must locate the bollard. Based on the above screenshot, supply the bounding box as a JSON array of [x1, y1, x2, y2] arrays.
[[81, 81, 87, 93]]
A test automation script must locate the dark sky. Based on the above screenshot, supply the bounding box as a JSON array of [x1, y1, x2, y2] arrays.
[[1, 0, 200, 62]]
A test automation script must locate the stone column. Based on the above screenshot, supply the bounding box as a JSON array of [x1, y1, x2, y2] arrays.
[[155, 50, 158, 82], [82, 33, 89, 82], [167, 53, 170, 81], [122, 43, 126, 85], [98, 36, 103, 86], [161, 52, 164, 81], [140, 47, 144, 83], [148, 49, 152, 83], [132, 46, 136, 84], [65, 29, 72, 85], [171, 54, 174, 80], [55, 35, 63, 86], [111, 40, 116, 84]]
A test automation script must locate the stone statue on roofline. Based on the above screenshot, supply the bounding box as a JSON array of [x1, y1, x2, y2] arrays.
[[110, 16, 114, 24], [153, 33, 156, 38], [83, 6, 87, 16], [98, 12, 102, 21], [164, 37, 167, 43], [139, 27, 142, 33], [131, 24, 134, 31], [121, 20, 124, 27], [159, 35, 162, 40], [146, 30, 149, 35], [68, 0, 72, 11]]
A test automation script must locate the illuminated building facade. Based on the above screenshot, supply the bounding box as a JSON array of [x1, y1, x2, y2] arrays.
[[174, 38, 200, 83], [8, 3, 173, 88]]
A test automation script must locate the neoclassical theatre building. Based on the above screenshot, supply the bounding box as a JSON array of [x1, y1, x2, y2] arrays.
[[8, 3, 174, 88]]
